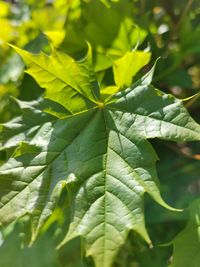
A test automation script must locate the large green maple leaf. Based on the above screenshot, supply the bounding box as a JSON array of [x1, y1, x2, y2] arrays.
[[1, 46, 200, 267]]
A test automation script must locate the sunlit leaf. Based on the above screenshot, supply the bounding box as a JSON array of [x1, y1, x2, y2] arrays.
[[113, 50, 151, 88]]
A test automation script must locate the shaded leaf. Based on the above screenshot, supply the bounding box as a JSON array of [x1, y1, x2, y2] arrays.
[[170, 199, 200, 267], [0, 216, 61, 267]]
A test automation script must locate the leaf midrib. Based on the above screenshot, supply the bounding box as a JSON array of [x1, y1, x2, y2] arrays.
[[102, 109, 110, 265]]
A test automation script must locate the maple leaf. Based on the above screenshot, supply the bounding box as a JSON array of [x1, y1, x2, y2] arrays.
[[1, 46, 200, 267]]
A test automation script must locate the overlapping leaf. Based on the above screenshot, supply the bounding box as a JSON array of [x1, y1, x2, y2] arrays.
[[1, 47, 200, 267]]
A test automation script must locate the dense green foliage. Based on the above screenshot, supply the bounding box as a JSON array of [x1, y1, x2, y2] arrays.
[[0, 1, 200, 267]]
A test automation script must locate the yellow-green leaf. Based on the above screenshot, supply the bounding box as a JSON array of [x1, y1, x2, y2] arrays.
[[113, 50, 151, 88]]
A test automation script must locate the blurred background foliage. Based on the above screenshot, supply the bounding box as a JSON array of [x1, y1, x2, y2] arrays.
[[0, 0, 200, 266]]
